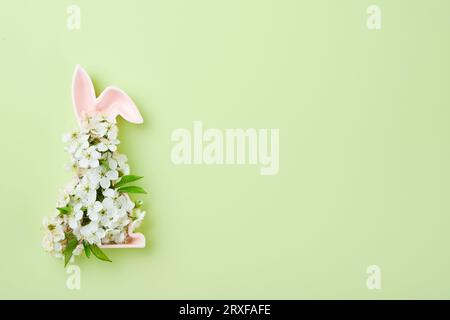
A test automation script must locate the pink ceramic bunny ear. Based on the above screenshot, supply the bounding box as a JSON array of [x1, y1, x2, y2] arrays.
[[72, 65, 144, 124], [96, 87, 144, 124], [72, 65, 97, 123]]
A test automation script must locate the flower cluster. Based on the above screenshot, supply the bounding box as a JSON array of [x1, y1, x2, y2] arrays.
[[42, 115, 146, 265]]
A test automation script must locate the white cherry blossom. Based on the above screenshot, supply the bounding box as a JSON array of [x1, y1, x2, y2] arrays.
[[43, 115, 146, 262], [87, 201, 103, 221], [79, 146, 101, 168]]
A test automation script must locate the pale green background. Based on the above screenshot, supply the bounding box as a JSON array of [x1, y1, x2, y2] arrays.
[[0, 0, 449, 299]]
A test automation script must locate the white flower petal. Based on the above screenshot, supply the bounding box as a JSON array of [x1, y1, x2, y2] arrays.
[[109, 145, 117, 152], [106, 170, 119, 181], [79, 158, 89, 168], [62, 133, 71, 143], [69, 218, 78, 229], [103, 188, 116, 198], [100, 178, 110, 189], [90, 159, 100, 168], [93, 201, 103, 212], [108, 159, 118, 170], [96, 143, 108, 152]]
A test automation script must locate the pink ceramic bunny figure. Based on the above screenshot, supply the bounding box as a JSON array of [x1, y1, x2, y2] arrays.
[[72, 65, 145, 248]]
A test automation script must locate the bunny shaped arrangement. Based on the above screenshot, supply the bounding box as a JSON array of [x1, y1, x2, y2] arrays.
[[42, 66, 147, 266]]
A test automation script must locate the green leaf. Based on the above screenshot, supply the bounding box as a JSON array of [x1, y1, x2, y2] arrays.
[[83, 241, 91, 258], [64, 233, 79, 267], [90, 245, 112, 263], [117, 186, 147, 194], [115, 175, 144, 188], [57, 206, 71, 215]]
